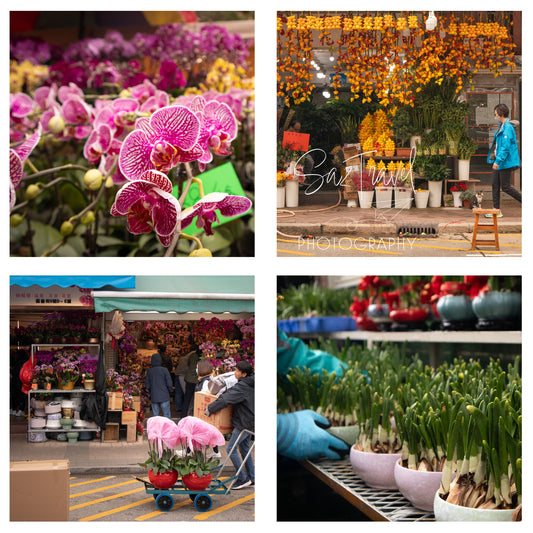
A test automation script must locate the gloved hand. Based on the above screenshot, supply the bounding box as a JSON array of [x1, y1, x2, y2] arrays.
[[277, 330, 347, 379], [277, 410, 350, 461]]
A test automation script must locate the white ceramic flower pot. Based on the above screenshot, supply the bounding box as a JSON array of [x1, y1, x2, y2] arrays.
[[394, 460, 444, 511], [410, 135, 422, 149], [375, 187, 392, 208], [458, 159, 470, 180], [415, 190, 430, 208], [394, 188, 412, 209], [285, 179, 299, 208], [452, 190, 462, 207], [277, 186, 286, 208], [433, 491, 515, 521], [358, 190, 374, 208], [350, 447, 402, 489], [428, 180, 442, 207]]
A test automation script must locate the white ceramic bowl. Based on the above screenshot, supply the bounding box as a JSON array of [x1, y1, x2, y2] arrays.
[[46, 419, 61, 429], [74, 419, 86, 428], [350, 447, 402, 489], [394, 459, 444, 511], [30, 417, 46, 429], [44, 401, 61, 414], [33, 408, 46, 418], [433, 490, 515, 521], [61, 400, 75, 409]]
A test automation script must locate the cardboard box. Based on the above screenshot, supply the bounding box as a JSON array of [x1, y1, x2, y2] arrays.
[[126, 424, 137, 443], [107, 391, 122, 410], [194, 391, 233, 433], [132, 397, 141, 412], [121, 410, 137, 425], [10, 460, 70, 521]]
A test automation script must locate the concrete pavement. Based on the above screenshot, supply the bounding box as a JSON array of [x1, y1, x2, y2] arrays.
[[277, 189, 522, 240], [10, 415, 240, 476]]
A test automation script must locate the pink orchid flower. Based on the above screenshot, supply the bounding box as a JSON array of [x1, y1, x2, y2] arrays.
[[10, 93, 35, 118], [118, 105, 202, 180], [93, 97, 139, 137], [83, 123, 113, 165], [180, 192, 252, 235], [147, 416, 180, 457], [110, 169, 181, 246], [188, 96, 238, 169], [10, 125, 42, 210]]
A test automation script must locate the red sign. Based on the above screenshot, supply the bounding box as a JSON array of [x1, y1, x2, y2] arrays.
[[282, 131, 310, 152]]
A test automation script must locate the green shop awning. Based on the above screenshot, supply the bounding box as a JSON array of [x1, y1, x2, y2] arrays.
[[10, 276, 136, 289], [92, 276, 254, 314]]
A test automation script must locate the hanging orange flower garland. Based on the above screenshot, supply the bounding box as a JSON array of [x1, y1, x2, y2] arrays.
[[277, 12, 516, 108]]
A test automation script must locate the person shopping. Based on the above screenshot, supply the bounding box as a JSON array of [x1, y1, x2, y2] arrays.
[[206, 361, 255, 490], [486, 103, 521, 217], [145, 352, 173, 419]]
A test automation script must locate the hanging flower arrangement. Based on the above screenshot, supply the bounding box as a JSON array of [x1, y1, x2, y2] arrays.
[[277, 12, 516, 107]]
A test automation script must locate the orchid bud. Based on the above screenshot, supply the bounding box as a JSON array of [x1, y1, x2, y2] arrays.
[[189, 248, 213, 257], [60, 221, 74, 236], [84, 169, 103, 191], [48, 115, 65, 134], [25, 184, 40, 200], [81, 210, 95, 225]]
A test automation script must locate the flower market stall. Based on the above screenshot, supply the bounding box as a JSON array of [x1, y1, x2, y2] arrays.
[[277, 275, 521, 521], [10, 12, 255, 257], [276, 11, 521, 209], [10, 275, 254, 445]]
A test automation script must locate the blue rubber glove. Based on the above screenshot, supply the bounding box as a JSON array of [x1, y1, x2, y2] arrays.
[[277, 330, 347, 378], [277, 410, 350, 461]]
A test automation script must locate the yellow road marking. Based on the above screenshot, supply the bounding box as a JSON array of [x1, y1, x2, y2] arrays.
[[70, 487, 145, 510], [276, 248, 315, 256], [70, 476, 115, 488], [135, 498, 190, 520], [78, 497, 154, 521], [70, 479, 137, 498], [193, 493, 255, 521]]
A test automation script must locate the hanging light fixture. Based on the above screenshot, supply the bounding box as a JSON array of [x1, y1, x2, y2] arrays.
[[322, 89, 331, 99], [426, 11, 437, 31]]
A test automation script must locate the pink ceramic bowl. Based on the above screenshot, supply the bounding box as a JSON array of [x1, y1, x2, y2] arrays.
[[394, 459, 444, 511], [350, 447, 402, 489]]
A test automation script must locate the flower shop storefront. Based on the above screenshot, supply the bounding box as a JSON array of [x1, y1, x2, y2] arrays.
[[10, 275, 254, 444], [277, 11, 521, 209]]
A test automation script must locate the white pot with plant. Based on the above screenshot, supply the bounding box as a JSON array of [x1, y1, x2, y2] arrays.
[[277, 171, 286, 208], [350, 385, 402, 489], [424, 160, 451, 207], [457, 135, 478, 180], [434, 359, 521, 521], [414, 188, 430, 208]]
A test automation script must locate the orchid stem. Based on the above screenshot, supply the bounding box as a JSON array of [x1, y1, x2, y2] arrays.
[[192, 177, 205, 198]]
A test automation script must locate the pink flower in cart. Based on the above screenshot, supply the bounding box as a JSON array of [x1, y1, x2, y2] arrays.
[[147, 416, 180, 456], [110, 169, 181, 246], [180, 192, 252, 236], [177, 416, 225, 451], [118, 105, 202, 180]]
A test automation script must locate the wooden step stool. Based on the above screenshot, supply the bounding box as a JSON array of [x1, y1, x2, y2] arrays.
[[471, 209, 500, 251]]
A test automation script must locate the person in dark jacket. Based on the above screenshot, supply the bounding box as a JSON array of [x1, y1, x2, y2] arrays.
[[145, 352, 173, 419], [206, 361, 255, 490], [182, 344, 199, 417]]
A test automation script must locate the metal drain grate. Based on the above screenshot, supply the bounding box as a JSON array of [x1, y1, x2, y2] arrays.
[[397, 223, 438, 235]]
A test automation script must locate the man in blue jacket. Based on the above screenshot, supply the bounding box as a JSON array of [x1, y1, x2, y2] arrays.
[[487, 103, 521, 217], [145, 352, 173, 419]]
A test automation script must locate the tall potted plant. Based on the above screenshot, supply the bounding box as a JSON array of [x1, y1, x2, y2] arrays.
[[424, 160, 451, 207], [457, 135, 478, 180], [353, 170, 375, 208]]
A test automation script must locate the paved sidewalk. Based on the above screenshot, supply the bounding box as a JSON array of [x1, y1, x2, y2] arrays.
[[277, 189, 522, 239], [10, 416, 236, 475]]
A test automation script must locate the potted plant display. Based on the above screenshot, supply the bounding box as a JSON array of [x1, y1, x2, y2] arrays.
[[138, 438, 180, 490], [414, 188, 430, 208], [450, 182, 467, 207], [353, 170, 375, 208], [457, 135, 478, 180], [471, 276, 521, 328], [277, 171, 286, 208], [424, 159, 451, 207], [460, 187, 476, 207]]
